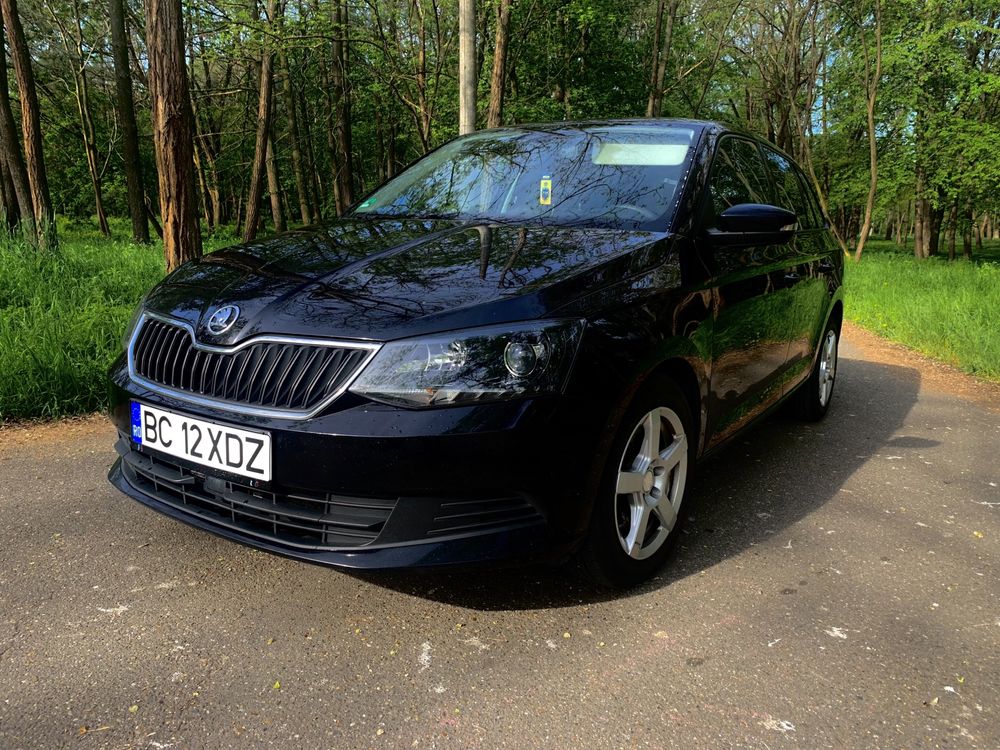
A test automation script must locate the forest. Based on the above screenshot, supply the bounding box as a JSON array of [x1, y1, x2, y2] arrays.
[[0, 0, 996, 266]]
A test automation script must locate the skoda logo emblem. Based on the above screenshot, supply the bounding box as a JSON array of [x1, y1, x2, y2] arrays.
[[207, 305, 240, 335]]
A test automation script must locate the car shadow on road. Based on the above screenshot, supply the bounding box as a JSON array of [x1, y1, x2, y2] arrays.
[[346, 355, 927, 610]]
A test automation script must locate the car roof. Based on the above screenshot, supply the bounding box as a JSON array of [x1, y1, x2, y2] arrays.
[[479, 118, 724, 134]]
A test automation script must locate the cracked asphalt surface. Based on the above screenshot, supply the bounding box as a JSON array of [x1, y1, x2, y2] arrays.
[[1, 323, 998, 749]]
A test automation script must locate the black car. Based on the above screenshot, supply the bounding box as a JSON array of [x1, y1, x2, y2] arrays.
[[108, 119, 843, 586]]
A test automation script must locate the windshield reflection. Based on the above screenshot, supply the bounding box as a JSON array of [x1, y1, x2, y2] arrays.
[[352, 125, 695, 231]]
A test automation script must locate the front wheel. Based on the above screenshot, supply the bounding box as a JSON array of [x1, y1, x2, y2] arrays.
[[581, 378, 693, 588]]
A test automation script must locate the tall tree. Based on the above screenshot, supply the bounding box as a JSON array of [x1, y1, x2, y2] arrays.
[[458, 0, 476, 134], [0, 0, 56, 249], [0, 19, 32, 232], [48, 0, 111, 236], [279, 50, 312, 224], [486, 0, 513, 128], [243, 0, 283, 242], [146, 0, 202, 270], [854, 0, 883, 263], [330, 0, 353, 213], [646, 0, 680, 118], [110, 0, 150, 243]]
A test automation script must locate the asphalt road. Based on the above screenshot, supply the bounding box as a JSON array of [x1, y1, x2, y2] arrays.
[[2, 324, 999, 749]]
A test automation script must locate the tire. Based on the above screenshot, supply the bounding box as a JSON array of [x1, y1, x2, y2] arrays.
[[581, 377, 694, 588], [793, 320, 840, 422]]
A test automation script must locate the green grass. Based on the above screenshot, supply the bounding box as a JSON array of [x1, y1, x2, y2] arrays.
[[0, 219, 230, 423], [847, 239, 1000, 381], [2, 220, 998, 423]]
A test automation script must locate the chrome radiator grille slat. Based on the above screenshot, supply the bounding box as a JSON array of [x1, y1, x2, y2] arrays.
[[130, 317, 374, 416]]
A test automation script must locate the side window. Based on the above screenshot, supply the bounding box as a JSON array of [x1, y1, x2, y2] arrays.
[[706, 137, 771, 227], [762, 148, 813, 227]]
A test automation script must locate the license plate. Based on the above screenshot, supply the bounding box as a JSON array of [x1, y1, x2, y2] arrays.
[[130, 402, 272, 481]]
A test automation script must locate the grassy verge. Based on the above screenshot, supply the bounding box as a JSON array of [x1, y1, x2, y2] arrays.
[[0, 220, 230, 423], [2, 223, 998, 423], [846, 239, 1000, 381]]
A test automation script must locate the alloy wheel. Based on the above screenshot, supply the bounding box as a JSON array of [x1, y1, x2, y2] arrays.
[[614, 406, 688, 560], [818, 329, 838, 407]]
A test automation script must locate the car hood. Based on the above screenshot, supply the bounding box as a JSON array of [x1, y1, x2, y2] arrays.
[[144, 218, 673, 343]]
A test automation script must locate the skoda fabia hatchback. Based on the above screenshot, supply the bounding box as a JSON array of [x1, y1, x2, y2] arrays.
[[108, 119, 843, 586]]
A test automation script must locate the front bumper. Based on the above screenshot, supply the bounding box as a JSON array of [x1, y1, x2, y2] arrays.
[[107, 356, 608, 569]]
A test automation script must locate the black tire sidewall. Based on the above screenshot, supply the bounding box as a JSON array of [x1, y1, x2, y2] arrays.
[[582, 377, 694, 588], [797, 322, 840, 421]]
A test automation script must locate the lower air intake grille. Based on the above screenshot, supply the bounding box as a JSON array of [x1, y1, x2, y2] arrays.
[[428, 496, 544, 536], [118, 439, 396, 549]]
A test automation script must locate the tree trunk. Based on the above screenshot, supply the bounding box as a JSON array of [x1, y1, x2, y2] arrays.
[[646, 0, 679, 117], [243, 0, 282, 242], [279, 50, 311, 224], [853, 0, 881, 263], [297, 83, 323, 218], [146, 0, 202, 270], [928, 206, 943, 256], [66, 0, 109, 236], [0, 19, 31, 233], [946, 203, 957, 260], [486, 0, 513, 128], [0, 0, 55, 249], [190, 91, 222, 230], [0, 159, 18, 227], [330, 0, 353, 213], [265, 134, 285, 232], [110, 0, 149, 243], [458, 0, 476, 134]]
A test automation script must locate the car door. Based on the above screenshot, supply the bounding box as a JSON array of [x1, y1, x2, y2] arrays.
[[699, 136, 795, 448], [760, 147, 832, 394]]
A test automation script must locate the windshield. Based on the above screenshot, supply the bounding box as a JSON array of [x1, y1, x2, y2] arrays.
[[351, 125, 696, 231]]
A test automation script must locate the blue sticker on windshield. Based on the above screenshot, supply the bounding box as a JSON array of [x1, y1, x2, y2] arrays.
[[130, 401, 142, 444]]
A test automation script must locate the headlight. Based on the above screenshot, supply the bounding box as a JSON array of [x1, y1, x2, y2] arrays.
[[121, 304, 145, 349], [349, 320, 585, 408]]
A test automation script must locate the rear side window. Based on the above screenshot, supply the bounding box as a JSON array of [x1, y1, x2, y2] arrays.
[[762, 149, 816, 228], [706, 137, 771, 227]]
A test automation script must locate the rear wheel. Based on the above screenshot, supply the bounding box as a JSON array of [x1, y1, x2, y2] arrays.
[[581, 378, 693, 587], [794, 320, 839, 421]]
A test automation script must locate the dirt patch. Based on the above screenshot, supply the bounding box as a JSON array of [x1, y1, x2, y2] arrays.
[[0, 413, 114, 456], [843, 321, 1000, 413]]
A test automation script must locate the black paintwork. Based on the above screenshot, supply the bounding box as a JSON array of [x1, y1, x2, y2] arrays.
[[108, 119, 843, 568]]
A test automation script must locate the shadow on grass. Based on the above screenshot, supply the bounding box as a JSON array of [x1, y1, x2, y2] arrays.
[[344, 354, 924, 610]]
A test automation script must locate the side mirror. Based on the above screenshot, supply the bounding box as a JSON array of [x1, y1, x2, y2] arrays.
[[706, 203, 797, 247]]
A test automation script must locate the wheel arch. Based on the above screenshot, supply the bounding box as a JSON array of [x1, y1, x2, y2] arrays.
[[647, 356, 704, 457]]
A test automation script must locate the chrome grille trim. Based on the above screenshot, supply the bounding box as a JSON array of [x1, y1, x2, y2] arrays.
[[126, 311, 380, 419]]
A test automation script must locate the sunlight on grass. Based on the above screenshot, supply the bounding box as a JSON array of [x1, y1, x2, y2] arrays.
[[0, 221, 232, 422], [847, 241, 1000, 381]]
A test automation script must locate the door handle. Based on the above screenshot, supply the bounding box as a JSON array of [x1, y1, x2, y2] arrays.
[[818, 260, 835, 273], [783, 272, 801, 282]]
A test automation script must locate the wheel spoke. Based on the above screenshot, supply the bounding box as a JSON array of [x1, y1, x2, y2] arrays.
[[653, 499, 677, 533], [641, 411, 661, 463], [625, 501, 651, 558], [658, 434, 686, 472], [617, 470, 645, 495]]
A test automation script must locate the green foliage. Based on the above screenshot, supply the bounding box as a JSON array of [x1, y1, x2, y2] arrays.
[[846, 241, 1000, 381], [0, 223, 231, 423]]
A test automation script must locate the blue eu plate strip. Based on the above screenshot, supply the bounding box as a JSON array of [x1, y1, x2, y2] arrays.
[[130, 401, 142, 444]]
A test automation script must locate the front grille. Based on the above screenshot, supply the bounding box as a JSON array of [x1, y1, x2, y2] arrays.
[[118, 439, 396, 549], [130, 317, 373, 414]]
